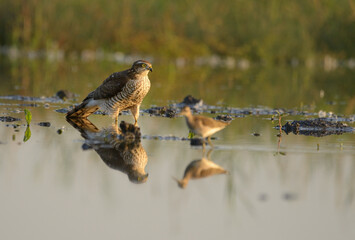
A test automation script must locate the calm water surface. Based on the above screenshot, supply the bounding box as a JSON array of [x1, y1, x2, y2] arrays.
[[0, 60, 355, 240]]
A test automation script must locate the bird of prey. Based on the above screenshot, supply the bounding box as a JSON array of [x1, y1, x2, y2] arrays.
[[67, 118, 149, 184], [66, 60, 153, 125], [180, 106, 230, 146]]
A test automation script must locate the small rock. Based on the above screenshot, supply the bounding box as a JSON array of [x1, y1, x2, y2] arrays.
[[145, 106, 177, 118], [190, 138, 204, 146], [82, 143, 92, 150], [0, 116, 21, 122], [181, 95, 203, 105], [259, 193, 268, 201], [283, 192, 297, 201], [38, 122, 51, 127], [215, 115, 233, 121], [56, 90, 75, 100], [119, 121, 141, 139], [55, 108, 69, 114]]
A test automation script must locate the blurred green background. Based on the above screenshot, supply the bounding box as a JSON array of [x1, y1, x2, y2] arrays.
[[0, 0, 354, 115], [1, 0, 355, 61]]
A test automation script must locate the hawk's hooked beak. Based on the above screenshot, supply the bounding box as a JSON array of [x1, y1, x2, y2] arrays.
[[147, 66, 153, 72]]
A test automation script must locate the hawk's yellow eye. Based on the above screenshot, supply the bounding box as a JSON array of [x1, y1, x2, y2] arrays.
[[142, 63, 147, 68]]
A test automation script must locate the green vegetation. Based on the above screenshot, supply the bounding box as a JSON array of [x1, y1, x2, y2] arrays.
[[24, 109, 32, 126], [23, 126, 31, 142], [0, 58, 354, 116], [23, 109, 32, 142], [1, 0, 354, 62]]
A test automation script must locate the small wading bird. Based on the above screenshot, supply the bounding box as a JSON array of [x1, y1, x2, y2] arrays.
[[180, 106, 230, 147], [66, 60, 153, 125], [173, 150, 227, 188]]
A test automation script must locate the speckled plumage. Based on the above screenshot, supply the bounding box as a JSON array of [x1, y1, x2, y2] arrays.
[[67, 118, 149, 184], [66, 60, 152, 125], [180, 106, 230, 146], [174, 153, 227, 188]]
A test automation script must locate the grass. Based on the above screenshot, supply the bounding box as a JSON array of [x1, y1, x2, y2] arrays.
[[1, 0, 354, 62]]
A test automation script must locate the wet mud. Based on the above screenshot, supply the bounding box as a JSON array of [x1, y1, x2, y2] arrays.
[[0, 116, 21, 122], [1, 94, 355, 139], [277, 118, 355, 137]]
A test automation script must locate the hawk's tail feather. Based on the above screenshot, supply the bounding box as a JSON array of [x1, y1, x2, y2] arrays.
[[66, 100, 99, 119], [66, 117, 100, 133]]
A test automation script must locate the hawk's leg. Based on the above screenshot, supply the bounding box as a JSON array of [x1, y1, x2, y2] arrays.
[[207, 136, 214, 148], [130, 105, 140, 126], [114, 114, 119, 125]]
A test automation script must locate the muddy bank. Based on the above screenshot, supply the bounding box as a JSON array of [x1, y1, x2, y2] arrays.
[[2, 93, 355, 122]]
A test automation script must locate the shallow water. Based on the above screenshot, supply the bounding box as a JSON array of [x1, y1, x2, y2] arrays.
[[0, 60, 355, 240]]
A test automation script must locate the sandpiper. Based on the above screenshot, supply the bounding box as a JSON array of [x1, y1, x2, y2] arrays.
[[174, 150, 227, 188], [180, 106, 230, 146]]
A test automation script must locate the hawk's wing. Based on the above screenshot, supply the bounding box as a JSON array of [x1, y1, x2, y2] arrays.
[[85, 70, 132, 101]]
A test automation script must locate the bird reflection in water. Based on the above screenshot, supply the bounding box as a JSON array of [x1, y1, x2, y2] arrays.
[[174, 149, 227, 188], [67, 118, 148, 184]]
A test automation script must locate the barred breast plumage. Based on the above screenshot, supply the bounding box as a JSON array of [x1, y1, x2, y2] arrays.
[[101, 76, 151, 116], [66, 118, 149, 184], [66, 60, 153, 126]]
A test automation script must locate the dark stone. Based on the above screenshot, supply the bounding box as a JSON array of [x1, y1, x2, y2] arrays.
[[145, 106, 177, 118], [259, 193, 268, 201], [56, 90, 75, 100], [181, 95, 202, 105], [55, 108, 69, 114], [82, 143, 93, 150], [279, 118, 354, 137], [283, 192, 297, 201], [0, 116, 21, 122], [38, 122, 51, 127], [19, 103, 38, 107], [119, 121, 141, 140], [215, 115, 233, 121], [190, 138, 204, 146]]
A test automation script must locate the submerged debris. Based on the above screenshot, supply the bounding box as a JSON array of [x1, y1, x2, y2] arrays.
[[38, 122, 51, 127], [190, 138, 204, 146], [0, 116, 21, 122], [283, 192, 298, 201], [181, 95, 203, 106], [119, 121, 141, 140], [0, 95, 65, 104], [144, 106, 177, 118], [55, 90, 75, 100], [171, 95, 204, 109], [6, 123, 20, 128], [55, 108, 69, 114], [278, 118, 354, 137], [82, 143, 93, 150], [215, 115, 233, 122]]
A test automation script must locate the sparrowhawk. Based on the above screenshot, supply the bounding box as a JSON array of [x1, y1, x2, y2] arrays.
[[66, 60, 153, 125]]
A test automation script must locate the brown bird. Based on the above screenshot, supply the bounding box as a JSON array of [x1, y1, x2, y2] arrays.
[[66, 60, 153, 125], [180, 106, 230, 146], [67, 118, 149, 184], [174, 150, 227, 188]]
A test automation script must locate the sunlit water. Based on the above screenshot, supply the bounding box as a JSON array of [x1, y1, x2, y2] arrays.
[[0, 60, 355, 240]]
